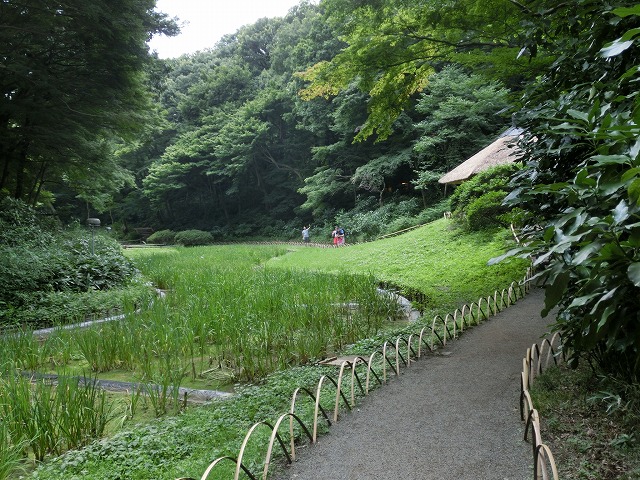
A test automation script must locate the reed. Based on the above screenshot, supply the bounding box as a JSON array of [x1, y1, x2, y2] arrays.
[[69, 246, 400, 384], [0, 245, 400, 468], [0, 329, 50, 372], [0, 419, 26, 480], [0, 369, 112, 463]]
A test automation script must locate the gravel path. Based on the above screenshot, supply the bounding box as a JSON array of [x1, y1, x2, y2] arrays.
[[272, 287, 551, 480]]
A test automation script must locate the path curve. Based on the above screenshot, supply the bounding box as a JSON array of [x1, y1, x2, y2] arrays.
[[271, 287, 550, 480]]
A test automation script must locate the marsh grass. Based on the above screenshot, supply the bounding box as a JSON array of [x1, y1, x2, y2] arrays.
[[8, 225, 526, 479], [37, 246, 401, 387], [0, 421, 26, 480], [0, 243, 401, 473], [0, 369, 113, 463]]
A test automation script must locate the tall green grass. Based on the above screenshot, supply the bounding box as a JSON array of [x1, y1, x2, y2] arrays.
[[7, 224, 526, 479], [0, 244, 401, 475], [0, 369, 112, 464], [112, 247, 399, 383], [0, 245, 399, 384]]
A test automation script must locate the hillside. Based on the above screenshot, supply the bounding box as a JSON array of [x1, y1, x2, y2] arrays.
[[267, 219, 527, 311]]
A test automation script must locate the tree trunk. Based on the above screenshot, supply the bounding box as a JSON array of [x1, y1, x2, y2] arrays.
[[14, 140, 29, 200], [0, 150, 9, 192], [29, 161, 47, 206]]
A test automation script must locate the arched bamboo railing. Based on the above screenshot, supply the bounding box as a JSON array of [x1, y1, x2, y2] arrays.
[[520, 332, 563, 480], [178, 269, 536, 480]]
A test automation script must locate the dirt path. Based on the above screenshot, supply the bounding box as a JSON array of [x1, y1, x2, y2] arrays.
[[272, 287, 551, 480]]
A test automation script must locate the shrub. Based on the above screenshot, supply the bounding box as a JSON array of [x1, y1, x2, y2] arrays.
[[146, 230, 176, 245], [450, 164, 518, 231], [174, 230, 213, 246], [335, 198, 424, 242], [257, 219, 301, 241], [229, 223, 255, 238], [466, 190, 509, 231], [416, 200, 450, 224], [0, 198, 140, 328], [58, 234, 138, 291]]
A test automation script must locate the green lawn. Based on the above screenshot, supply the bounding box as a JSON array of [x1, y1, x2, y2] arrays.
[[268, 219, 526, 311]]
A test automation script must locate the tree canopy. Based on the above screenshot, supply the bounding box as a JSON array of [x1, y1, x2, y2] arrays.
[[299, 0, 547, 140], [0, 0, 177, 210]]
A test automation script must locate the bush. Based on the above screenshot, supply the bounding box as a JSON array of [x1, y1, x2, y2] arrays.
[[174, 230, 213, 246], [416, 200, 450, 224], [0, 198, 140, 328], [450, 164, 518, 231], [465, 191, 509, 231], [335, 198, 424, 242], [58, 233, 138, 291], [146, 229, 176, 245]]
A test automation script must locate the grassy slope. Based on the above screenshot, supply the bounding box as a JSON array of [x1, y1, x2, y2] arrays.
[[27, 220, 527, 480], [268, 219, 526, 311]]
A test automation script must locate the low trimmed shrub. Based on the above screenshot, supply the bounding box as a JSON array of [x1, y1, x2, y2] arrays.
[[174, 230, 213, 246], [146, 230, 176, 245], [450, 164, 519, 231]]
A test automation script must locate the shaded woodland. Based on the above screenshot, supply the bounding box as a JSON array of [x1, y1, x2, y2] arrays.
[[1, 1, 515, 240]]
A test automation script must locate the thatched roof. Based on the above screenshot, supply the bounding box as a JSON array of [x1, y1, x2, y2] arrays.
[[438, 128, 523, 185]]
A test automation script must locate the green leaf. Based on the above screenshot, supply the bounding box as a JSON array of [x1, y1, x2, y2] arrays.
[[612, 200, 629, 225], [621, 167, 640, 183], [567, 109, 589, 122], [597, 305, 616, 333], [589, 288, 618, 317], [628, 228, 640, 247], [542, 271, 570, 316], [621, 28, 640, 42], [568, 292, 599, 309], [487, 247, 524, 266], [628, 179, 640, 206], [572, 242, 602, 265], [591, 155, 631, 166], [628, 263, 640, 287], [612, 6, 640, 17], [599, 242, 626, 260], [600, 39, 634, 58], [620, 65, 640, 81], [575, 167, 596, 187]]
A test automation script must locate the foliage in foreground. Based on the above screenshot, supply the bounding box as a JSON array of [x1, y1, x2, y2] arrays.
[[0, 198, 144, 328], [28, 365, 333, 480], [531, 363, 640, 479], [504, 2, 640, 379], [0, 372, 112, 463]]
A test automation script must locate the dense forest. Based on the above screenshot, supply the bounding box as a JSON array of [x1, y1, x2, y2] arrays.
[[2, 0, 520, 241], [2, 0, 640, 378]]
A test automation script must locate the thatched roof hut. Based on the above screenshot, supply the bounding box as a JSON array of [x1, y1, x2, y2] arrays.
[[438, 127, 524, 185]]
